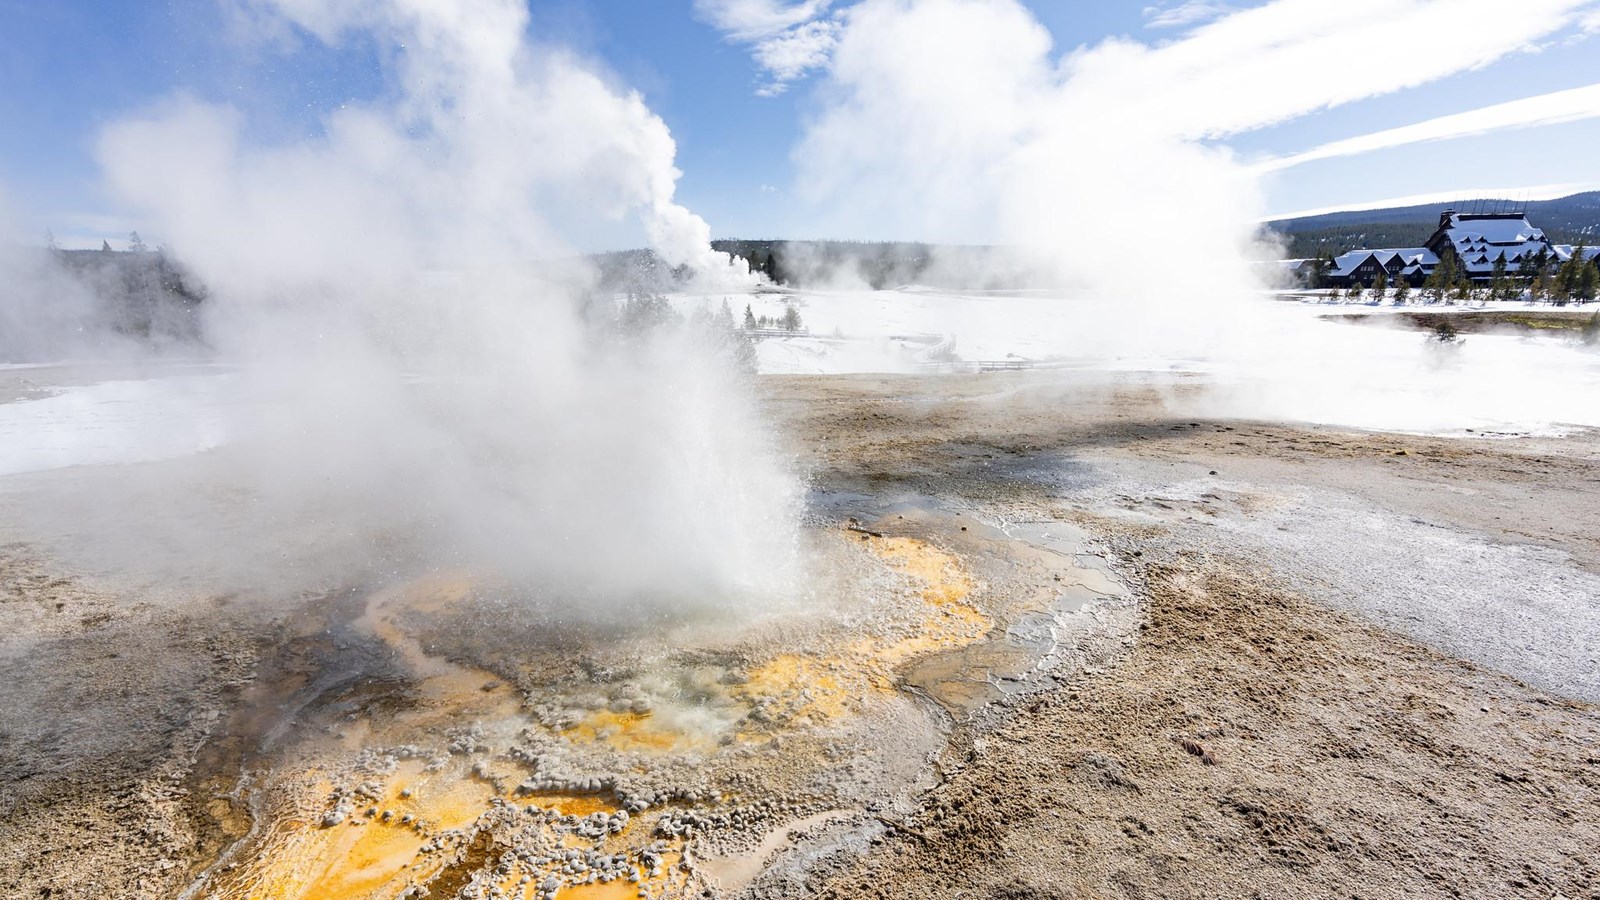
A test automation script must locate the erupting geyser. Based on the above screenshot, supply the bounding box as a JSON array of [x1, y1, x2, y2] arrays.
[[82, 0, 802, 614]]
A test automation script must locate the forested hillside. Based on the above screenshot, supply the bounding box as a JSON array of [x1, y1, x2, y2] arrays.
[[1270, 192, 1600, 258]]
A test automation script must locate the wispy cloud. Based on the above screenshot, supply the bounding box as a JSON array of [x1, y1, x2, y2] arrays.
[[1257, 82, 1600, 171], [791, 0, 1600, 251], [695, 0, 839, 95], [1088, 0, 1600, 140], [696, 0, 832, 39], [752, 18, 841, 95], [1142, 1, 1236, 29]]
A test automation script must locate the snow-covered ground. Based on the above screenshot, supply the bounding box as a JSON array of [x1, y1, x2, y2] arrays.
[[2, 290, 1597, 478], [0, 367, 236, 476], [678, 287, 1600, 436]]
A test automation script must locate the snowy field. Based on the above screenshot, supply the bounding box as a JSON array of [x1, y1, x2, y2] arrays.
[[683, 287, 1600, 436], [0, 365, 236, 476], [3, 290, 1599, 479]]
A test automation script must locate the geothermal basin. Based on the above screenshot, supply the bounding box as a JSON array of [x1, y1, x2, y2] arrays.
[[4, 324, 1600, 898]]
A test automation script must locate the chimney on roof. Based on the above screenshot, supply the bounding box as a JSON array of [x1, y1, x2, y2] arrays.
[[1439, 208, 1455, 230]]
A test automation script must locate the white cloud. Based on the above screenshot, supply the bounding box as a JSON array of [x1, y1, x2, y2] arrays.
[[695, 0, 839, 95], [1142, 1, 1236, 29], [1257, 82, 1600, 172], [1074, 0, 1600, 141], [695, 0, 832, 39], [751, 18, 840, 94]]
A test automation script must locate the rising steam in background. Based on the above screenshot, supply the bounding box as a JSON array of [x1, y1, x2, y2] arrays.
[[9, 0, 800, 616], [788, 0, 1598, 346], [722, 0, 1600, 431]]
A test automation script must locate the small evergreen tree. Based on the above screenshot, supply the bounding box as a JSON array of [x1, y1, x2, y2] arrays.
[[616, 291, 679, 338], [1553, 247, 1587, 306], [743, 303, 757, 330], [1392, 276, 1411, 305], [1490, 254, 1509, 301], [780, 305, 803, 332], [1422, 256, 1450, 303], [1577, 258, 1599, 303], [1308, 253, 1333, 290], [1531, 270, 1553, 303], [129, 231, 148, 253], [1373, 267, 1388, 298], [1533, 248, 1554, 302], [101, 239, 113, 252]]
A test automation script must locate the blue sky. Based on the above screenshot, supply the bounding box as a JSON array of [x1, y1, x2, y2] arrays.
[[3, 0, 1599, 248]]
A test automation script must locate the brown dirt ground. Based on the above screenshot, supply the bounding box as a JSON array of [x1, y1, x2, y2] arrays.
[[756, 374, 1600, 900], [802, 551, 1600, 899], [4, 371, 1599, 899]]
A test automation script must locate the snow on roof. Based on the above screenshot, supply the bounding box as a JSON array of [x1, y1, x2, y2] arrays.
[[1330, 250, 1377, 277], [1329, 247, 1440, 277], [1444, 213, 1544, 245], [1552, 244, 1600, 263], [1455, 239, 1547, 273]]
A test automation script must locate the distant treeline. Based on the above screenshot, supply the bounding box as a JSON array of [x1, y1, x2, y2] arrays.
[[711, 239, 939, 288], [590, 248, 690, 295], [590, 240, 1029, 292], [1277, 224, 1595, 259], [1269, 191, 1600, 258], [52, 247, 208, 340], [712, 240, 1036, 290], [0, 242, 208, 361]]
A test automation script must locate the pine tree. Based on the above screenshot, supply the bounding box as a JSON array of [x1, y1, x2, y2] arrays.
[[1490, 254, 1509, 301], [1533, 247, 1555, 302], [129, 231, 148, 253], [767, 245, 787, 286], [1423, 254, 1452, 303], [1553, 247, 1587, 306], [1392, 276, 1411, 305], [743, 303, 757, 330], [1513, 253, 1535, 298], [1373, 267, 1388, 299], [780, 305, 803, 332], [101, 239, 113, 252], [1308, 253, 1333, 290], [1576, 257, 1599, 303]]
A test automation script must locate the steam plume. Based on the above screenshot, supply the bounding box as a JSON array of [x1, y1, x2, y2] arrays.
[[57, 0, 797, 614]]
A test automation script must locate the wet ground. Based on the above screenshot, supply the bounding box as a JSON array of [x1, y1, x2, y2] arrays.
[[3, 369, 1600, 899]]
